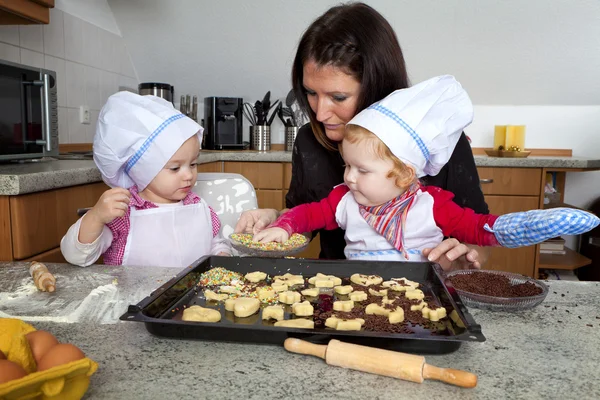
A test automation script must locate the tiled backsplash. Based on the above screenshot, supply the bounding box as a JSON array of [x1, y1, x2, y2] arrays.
[[0, 8, 138, 144]]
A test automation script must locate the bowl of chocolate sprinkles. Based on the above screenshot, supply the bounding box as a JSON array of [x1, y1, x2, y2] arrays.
[[446, 270, 548, 311]]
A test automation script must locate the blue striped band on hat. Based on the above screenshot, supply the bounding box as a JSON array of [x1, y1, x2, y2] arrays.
[[124, 113, 186, 173], [367, 104, 430, 162]]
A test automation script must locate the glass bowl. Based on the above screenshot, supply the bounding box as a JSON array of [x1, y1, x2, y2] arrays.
[[445, 270, 549, 311], [228, 233, 309, 258]]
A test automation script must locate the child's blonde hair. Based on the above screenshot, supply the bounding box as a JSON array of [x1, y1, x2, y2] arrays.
[[342, 124, 417, 189]]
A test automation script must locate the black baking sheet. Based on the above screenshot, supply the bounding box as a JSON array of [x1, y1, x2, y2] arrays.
[[120, 256, 485, 354]]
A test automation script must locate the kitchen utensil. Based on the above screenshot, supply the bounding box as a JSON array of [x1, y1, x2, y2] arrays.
[[446, 270, 549, 311], [285, 126, 298, 151], [250, 125, 270, 151], [180, 95, 186, 114], [284, 338, 478, 388], [285, 89, 295, 107], [120, 256, 485, 354], [243, 102, 257, 125], [484, 149, 531, 158], [192, 96, 198, 121], [254, 101, 264, 125], [266, 100, 280, 126]]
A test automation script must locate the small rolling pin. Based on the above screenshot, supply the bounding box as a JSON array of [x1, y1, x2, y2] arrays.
[[284, 338, 477, 388], [29, 261, 56, 292]]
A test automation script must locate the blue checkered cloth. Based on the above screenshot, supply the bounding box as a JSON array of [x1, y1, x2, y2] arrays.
[[484, 208, 600, 248]]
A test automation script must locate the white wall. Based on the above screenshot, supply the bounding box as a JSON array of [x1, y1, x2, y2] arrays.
[[0, 7, 137, 143], [55, 0, 121, 36]]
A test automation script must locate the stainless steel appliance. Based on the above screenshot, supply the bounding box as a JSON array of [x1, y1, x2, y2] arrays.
[[0, 59, 58, 162], [138, 82, 174, 103], [203, 97, 245, 150]]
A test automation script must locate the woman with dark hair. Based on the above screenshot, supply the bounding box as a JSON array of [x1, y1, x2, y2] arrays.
[[235, 2, 490, 270]]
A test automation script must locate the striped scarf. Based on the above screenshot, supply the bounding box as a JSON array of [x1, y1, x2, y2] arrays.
[[358, 184, 419, 259]]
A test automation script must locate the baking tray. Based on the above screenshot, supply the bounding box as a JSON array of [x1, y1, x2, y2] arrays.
[[120, 256, 485, 354]]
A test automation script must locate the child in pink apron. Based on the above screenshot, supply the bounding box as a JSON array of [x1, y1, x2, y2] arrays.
[[61, 91, 231, 268], [254, 76, 599, 261]]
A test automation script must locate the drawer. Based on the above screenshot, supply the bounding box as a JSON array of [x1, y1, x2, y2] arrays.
[[224, 162, 284, 189], [477, 167, 542, 196], [10, 182, 109, 260]]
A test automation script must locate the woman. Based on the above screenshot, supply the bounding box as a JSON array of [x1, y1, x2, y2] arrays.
[[235, 2, 489, 270]]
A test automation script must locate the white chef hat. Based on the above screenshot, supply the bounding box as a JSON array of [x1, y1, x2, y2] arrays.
[[348, 75, 473, 177], [93, 91, 203, 191]]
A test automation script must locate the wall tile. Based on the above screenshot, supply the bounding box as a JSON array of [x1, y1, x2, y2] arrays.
[[43, 8, 65, 58], [63, 13, 85, 64], [65, 61, 86, 108], [100, 70, 119, 107], [118, 74, 138, 94], [0, 25, 19, 46], [85, 66, 102, 110], [19, 25, 43, 53], [58, 106, 69, 144], [120, 46, 136, 78], [67, 107, 86, 143], [20, 49, 44, 69], [88, 110, 100, 142], [45, 55, 67, 107], [81, 20, 101, 69], [0, 42, 20, 63]]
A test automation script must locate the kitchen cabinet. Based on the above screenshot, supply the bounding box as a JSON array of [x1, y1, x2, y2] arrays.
[[197, 162, 222, 173], [0, 182, 109, 262], [477, 167, 543, 277], [0, 0, 53, 25]]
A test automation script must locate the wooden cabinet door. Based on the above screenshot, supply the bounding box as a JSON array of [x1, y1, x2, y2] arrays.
[[0, 0, 51, 24], [484, 195, 539, 276], [224, 162, 283, 189], [284, 163, 292, 189], [256, 190, 283, 210], [197, 162, 222, 173], [24, 247, 66, 263], [10, 182, 109, 260]]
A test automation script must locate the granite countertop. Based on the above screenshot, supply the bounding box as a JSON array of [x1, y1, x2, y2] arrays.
[[1, 261, 599, 399], [1, 152, 600, 195]]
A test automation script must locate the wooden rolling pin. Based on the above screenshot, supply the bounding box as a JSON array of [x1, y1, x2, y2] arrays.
[[29, 261, 56, 292], [284, 338, 477, 388]]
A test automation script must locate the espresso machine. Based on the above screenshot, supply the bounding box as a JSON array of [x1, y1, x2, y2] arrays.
[[203, 97, 244, 150]]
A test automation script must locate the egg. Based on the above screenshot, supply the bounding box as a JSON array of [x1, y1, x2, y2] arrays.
[[37, 344, 85, 371], [25, 330, 59, 363], [0, 360, 27, 383]]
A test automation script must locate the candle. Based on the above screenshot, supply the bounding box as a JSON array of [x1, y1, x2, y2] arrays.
[[494, 125, 506, 150], [505, 125, 526, 151]]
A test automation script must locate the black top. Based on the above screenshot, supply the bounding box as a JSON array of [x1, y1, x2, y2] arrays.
[[285, 124, 489, 259]]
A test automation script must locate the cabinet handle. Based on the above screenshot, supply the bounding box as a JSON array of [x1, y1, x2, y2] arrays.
[[479, 178, 494, 184]]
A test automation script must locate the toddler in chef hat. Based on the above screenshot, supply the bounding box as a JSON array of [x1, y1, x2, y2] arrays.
[[61, 91, 231, 268], [254, 75, 599, 262]]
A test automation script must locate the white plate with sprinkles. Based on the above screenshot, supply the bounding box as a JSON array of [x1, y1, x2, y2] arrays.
[[228, 233, 309, 258]]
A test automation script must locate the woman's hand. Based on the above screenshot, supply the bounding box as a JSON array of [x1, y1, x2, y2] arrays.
[[253, 227, 289, 244], [422, 239, 489, 271], [234, 209, 280, 234]]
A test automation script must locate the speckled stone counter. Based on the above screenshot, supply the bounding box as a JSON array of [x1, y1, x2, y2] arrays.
[[1, 262, 599, 399], [2, 152, 600, 195]]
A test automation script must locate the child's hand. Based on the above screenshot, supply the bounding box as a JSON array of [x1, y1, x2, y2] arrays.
[[88, 188, 131, 225], [253, 228, 289, 244]]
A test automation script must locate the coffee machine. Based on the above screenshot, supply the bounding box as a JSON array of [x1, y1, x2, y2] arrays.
[[203, 97, 244, 150]]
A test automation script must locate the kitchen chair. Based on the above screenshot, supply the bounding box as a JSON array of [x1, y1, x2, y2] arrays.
[[193, 173, 258, 239]]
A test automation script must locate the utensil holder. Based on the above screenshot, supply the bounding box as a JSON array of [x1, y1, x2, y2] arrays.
[[250, 126, 270, 151], [285, 126, 298, 152]]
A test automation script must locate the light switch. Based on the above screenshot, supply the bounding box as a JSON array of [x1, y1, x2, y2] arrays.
[[79, 105, 90, 124]]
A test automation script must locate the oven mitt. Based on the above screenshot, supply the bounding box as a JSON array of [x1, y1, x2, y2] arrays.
[[484, 207, 600, 248]]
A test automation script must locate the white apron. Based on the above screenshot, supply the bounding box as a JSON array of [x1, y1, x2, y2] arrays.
[[336, 190, 443, 262], [122, 200, 213, 268]]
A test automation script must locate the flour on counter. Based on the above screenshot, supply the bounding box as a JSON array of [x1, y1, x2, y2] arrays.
[[0, 281, 147, 324]]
